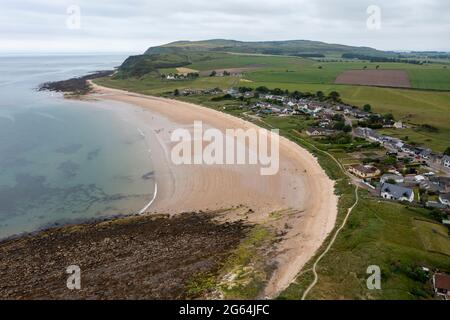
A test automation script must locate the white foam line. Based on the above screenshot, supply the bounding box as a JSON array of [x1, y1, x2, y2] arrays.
[[139, 182, 158, 215], [137, 128, 146, 138]]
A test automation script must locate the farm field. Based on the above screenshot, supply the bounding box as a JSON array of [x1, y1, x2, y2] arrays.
[[335, 70, 411, 88], [100, 52, 450, 152]]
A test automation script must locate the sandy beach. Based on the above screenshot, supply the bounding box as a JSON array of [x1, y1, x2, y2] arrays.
[[88, 82, 339, 298]]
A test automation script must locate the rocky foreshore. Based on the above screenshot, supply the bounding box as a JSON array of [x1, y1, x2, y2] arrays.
[[38, 70, 115, 95], [0, 212, 250, 300]]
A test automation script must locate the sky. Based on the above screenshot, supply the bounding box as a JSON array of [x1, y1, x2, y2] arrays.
[[1, 0, 449, 54]]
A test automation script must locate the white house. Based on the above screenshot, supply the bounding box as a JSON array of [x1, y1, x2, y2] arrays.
[[394, 121, 405, 129], [442, 155, 450, 168], [439, 193, 450, 206], [380, 183, 414, 203]]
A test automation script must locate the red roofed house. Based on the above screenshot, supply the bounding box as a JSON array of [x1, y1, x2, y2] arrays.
[[433, 273, 450, 298]]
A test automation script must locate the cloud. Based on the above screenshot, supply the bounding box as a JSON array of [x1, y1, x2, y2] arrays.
[[0, 0, 448, 53]]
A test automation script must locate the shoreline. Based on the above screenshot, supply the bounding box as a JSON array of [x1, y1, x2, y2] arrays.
[[87, 81, 339, 297]]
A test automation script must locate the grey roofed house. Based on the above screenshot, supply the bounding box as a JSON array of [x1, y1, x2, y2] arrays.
[[429, 176, 450, 193], [426, 201, 447, 210], [419, 149, 432, 159], [443, 155, 450, 168], [353, 127, 382, 142], [439, 193, 450, 206], [380, 183, 414, 202]]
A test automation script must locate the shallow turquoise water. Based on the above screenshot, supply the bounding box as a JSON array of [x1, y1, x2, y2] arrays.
[[0, 55, 155, 239]]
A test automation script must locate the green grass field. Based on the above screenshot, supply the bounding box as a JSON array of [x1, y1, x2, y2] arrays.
[[280, 200, 450, 300]]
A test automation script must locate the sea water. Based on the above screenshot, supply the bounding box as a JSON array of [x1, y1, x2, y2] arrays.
[[0, 55, 156, 239]]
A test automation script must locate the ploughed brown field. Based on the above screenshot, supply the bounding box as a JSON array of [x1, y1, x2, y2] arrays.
[[334, 69, 411, 88]]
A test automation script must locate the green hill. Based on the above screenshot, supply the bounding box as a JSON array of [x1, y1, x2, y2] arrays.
[[117, 39, 393, 78], [144, 39, 389, 57]]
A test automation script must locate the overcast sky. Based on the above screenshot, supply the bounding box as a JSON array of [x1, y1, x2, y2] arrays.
[[1, 0, 449, 54]]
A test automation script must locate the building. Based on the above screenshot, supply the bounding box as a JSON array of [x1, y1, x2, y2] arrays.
[[393, 121, 405, 129], [419, 149, 432, 160], [439, 193, 450, 206], [442, 155, 450, 168], [380, 183, 414, 203], [349, 164, 381, 179], [401, 144, 416, 155], [353, 127, 383, 143], [428, 176, 450, 194], [426, 201, 447, 210], [380, 174, 404, 184], [433, 273, 450, 298], [305, 127, 336, 137]]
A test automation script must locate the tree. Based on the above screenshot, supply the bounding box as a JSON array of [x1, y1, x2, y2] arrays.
[[343, 125, 352, 133], [363, 104, 372, 112], [255, 86, 270, 94], [316, 91, 325, 100], [238, 87, 253, 93], [444, 147, 450, 156], [271, 88, 284, 95], [328, 91, 340, 102]]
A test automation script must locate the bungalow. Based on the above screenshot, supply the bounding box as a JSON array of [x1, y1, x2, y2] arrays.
[[429, 176, 450, 193], [244, 92, 255, 98], [433, 273, 450, 298], [380, 183, 414, 203], [419, 149, 432, 160], [226, 88, 239, 96], [349, 164, 381, 179], [442, 155, 450, 168], [354, 127, 372, 139], [394, 121, 405, 129], [351, 109, 370, 119], [285, 101, 297, 108], [353, 127, 383, 143], [439, 193, 450, 206], [300, 104, 322, 115], [270, 107, 282, 114], [401, 144, 415, 155], [380, 174, 404, 184], [426, 201, 447, 210], [305, 127, 336, 137]]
